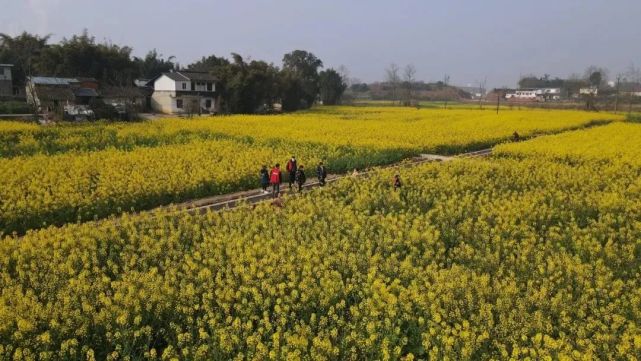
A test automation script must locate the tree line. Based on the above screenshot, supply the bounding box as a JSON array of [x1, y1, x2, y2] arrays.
[[0, 31, 347, 113]]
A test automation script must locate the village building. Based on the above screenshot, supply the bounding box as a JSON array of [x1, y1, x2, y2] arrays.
[[505, 89, 538, 100], [505, 87, 561, 101], [101, 86, 151, 113], [149, 71, 218, 114], [455, 85, 486, 99], [621, 83, 641, 97], [0, 64, 14, 98], [25, 77, 99, 119], [579, 87, 598, 96]]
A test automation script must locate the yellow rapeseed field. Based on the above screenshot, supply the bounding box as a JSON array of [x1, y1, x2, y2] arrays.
[[1, 157, 640, 360], [0, 108, 639, 359], [495, 122, 641, 166], [0, 107, 621, 235]]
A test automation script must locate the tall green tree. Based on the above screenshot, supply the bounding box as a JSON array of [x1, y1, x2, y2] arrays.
[[38, 30, 137, 85], [188, 53, 279, 113], [281, 50, 323, 109], [188, 54, 229, 73], [133, 50, 176, 79], [319, 68, 346, 105], [0, 32, 50, 86]]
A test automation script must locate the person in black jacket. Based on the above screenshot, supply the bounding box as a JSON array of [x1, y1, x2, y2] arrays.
[[393, 174, 402, 191], [295, 165, 307, 192], [316, 161, 327, 186], [260, 165, 270, 193]]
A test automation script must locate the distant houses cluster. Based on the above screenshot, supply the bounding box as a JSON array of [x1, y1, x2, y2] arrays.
[[0, 64, 220, 120], [2, 60, 641, 119]]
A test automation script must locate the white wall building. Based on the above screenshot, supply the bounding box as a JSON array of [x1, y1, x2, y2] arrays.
[[579, 87, 598, 96], [505, 88, 561, 101], [150, 71, 218, 114], [505, 89, 538, 99]]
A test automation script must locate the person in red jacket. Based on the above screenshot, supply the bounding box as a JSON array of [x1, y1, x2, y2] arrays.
[[270, 163, 282, 198], [286, 156, 297, 190]]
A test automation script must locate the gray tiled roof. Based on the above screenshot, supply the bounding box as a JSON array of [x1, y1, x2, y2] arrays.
[[35, 86, 75, 101], [30, 77, 78, 85], [163, 72, 190, 81], [73, 88, 99, 97], [179, 71, 217, 82]]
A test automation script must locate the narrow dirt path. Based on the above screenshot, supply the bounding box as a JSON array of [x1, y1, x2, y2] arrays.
[[180, 148, 492, 215], [12, 148, 491, 239]]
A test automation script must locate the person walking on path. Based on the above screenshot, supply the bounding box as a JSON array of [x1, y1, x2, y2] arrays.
[[316, 161, 327, 186], [286, 156, 297, 190], [393, 174, 402, 191], [270, 163, 282, 198], [295, 165, 307, 192], [260, 165, 270, 193]]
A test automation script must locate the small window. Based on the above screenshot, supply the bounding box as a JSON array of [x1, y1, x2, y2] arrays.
[[205, 99, 212, 108], [191, 82, 195, 91], [182, 83, 186, 90], [207, 83, 212, 91], [176, 99, 183, 109]]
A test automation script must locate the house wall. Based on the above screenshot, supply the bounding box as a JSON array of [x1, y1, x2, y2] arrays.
[[154, 75, 177, 92], [0, 67, 13, 97], [151, 91, 217, 114], [192, 82, 216, 92], [0, 80, 12, 97], [150, 91, 178, 113], [0, 67, 12, 81]]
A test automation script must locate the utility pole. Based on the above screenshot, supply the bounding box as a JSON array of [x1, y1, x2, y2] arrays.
[[614, 74, 622, 114]]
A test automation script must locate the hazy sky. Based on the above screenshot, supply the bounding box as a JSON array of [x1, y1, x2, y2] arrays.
[[2, 0, 640, 87]]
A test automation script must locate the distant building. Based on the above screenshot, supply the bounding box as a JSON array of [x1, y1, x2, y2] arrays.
[[455, 85, 486, 99], [149, 71, 218, 114], [26, 76, 99, 114], [540, 88, 561, 101], [101, 86, 151, 113], [505, 87, 561, 101], [0, 64, 14, 98], [579, 87, 598, 96], [505, 89, 538, 100], [622, 83, 641, 97]]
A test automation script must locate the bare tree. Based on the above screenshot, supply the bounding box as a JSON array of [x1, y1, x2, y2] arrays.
[[337, 65, 351, 88], [584, 65, 609, 89], [385, 63, 401, 105], [614, 73, 622, 114], [625, 63, 641, 115], [478, 77, 487, 109], [403, 64, 417, 106], [442, 74, 450, 109]]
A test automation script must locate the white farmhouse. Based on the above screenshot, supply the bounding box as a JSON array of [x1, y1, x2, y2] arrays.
[[150, 71, 218, 114], [505, 87, 561, 101], [579, 87, 598, 96], [505, 89, 538, 100]]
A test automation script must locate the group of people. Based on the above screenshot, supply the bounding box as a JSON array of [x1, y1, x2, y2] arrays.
[[259, 155, 404, 198], [260, 156, 328, 198]]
